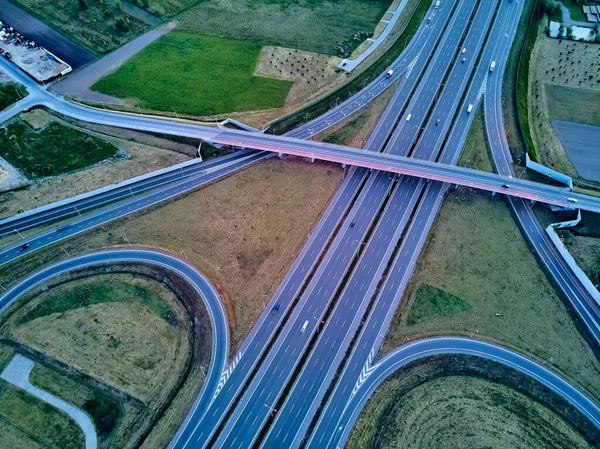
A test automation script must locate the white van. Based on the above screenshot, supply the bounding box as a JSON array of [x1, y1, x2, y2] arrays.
[[467, 104, 473, 113], [406, 114, 412, 121], [300, 320, 309, 333], [435, 0, 441, 8], [386, 69, 394, 78]]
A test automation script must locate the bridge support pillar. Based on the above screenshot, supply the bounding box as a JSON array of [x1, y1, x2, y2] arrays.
[[341, 163, 346, 169], [310, 157, 315, 164], [491, 191, 496, 197]]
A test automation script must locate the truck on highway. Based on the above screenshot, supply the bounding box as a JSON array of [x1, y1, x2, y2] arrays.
[[489, 60, 496, 72], [385, 69, 393, 78], [435, 0, 440, 8], [300, 320, 309, 333], [467, 104, 473, 113]]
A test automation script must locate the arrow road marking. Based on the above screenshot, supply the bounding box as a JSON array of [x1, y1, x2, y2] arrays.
[[213, 351, 242, 401], [351, 348, 376, 398]]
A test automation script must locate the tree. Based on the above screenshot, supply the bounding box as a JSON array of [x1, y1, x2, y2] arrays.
[[567, 25, 574, 39], [115, 17, 130, 32], [78, 0, 88, 9], [543, 0, 562, 15]]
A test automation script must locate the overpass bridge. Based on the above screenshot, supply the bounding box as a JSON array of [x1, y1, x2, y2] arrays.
[[207, 130, 600, 213]]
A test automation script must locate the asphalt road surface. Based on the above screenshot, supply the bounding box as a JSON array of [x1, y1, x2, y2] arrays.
[[335, 337, 600, 447], [1, 3, 600, 448], [0, 249, 228, 427], [0, 0, 95, 68]]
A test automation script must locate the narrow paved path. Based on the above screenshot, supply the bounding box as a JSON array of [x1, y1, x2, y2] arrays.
[[52, 22, 177, 103], [339, 0, 411, 71], [1, 354, 98, 449]]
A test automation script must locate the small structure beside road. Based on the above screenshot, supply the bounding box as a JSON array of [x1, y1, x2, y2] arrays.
[[0, 20, 71, 82]]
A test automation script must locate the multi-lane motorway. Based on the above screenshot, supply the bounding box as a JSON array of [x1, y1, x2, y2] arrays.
[[1, 0, 600, 447]]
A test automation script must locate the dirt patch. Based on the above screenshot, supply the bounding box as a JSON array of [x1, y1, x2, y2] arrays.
[[529, 31, 600, 182], [0, 158, 342, 351], [255, 46, 343, 110], [0, 109, 191, 220]]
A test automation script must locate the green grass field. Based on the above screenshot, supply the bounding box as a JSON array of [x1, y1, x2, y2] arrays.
[[0, 381, 85, 449], [0, 121, 118, 179], [383, 190, 600, 400], [176, 0, 392, 56], [0, 82, 27, 111], [9, 0, 148, 54], [348, 374, 593, 449], [92, 32, 294, 116]]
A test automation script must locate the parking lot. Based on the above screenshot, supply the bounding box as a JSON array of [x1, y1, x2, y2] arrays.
[[0, 20, 71, 82]]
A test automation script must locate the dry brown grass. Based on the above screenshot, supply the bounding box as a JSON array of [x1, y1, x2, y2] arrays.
[[0, 158, 342, 350], [5, 274, 188, 402], [255, 46, 343, 110], [383, 190, 600, 401]]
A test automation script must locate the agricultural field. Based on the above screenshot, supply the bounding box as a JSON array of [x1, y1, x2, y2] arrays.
[[0, 268, 200, 449], [176, 0, 393, 56], [92, 32, 294, 117], [0, 118, 119, 179], [0, 81, 27, 111], [383, 187, 600, 401], [348, 371, 594, 449], [528, 29, 600, 179], [8, 0, 148, 54]]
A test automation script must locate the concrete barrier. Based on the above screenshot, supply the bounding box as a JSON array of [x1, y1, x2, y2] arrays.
[[546, 222, 600, 308], [526, 153, 573, 190]]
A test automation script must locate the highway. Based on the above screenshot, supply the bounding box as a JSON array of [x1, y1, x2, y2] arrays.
[[2, 0, 600, 446], [0, 150, 261, 237], [182, 0, 472, 446], [334, 337, 600, 446], [220, 0, 500, 445], [0, 151, 267, 267], [0, 249, 229, 430]]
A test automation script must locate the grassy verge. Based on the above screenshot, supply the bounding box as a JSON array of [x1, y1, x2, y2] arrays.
[[92, 32, 293, 116], [347, 355, 598, 449], [383, 190, 600, 401], [176, 0, 392, 56], [0, 120, 118, 179], [502, 0, 536, 160], [0, 158, 342, 351], [269, 0, 433, 134], [0, 82, 27, 111], [457, 107, 494, 172], [0, 382, 85, 449], [515, 0, 544, 161], [9, 0, 148, 54]]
